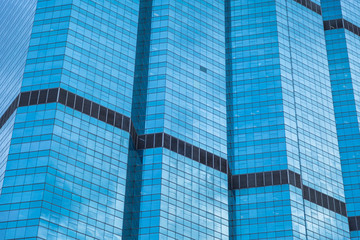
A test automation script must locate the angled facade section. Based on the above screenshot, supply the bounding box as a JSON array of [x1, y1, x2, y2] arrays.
[[0, 0, 359, 239]]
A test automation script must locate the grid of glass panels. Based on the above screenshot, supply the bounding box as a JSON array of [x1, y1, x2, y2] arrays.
[[321, 0, 360, 238], [280, 0, 344, 199], [0, 104, 131, 238], [0, 0, 139, 238], [138, 148, 229, 240], [21, 0, 139, 116], [1, 0, 360, 238], [134, 0, 229, 238], [231, 186, 305, 239], [143, 0, 227, 157], [226, 0, 349, 238], [0, 0, 37, 195]]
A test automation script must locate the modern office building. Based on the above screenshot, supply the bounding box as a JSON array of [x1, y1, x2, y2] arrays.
[[0, 0, 359, 239]]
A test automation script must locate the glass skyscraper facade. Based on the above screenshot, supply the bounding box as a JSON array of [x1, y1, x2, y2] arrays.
[[0, 0, 359, 239]]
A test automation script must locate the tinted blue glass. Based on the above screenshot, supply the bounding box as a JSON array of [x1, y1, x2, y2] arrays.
[[0, 0, 359, 239], [0, 0, 139, 238], [0, 0, 37, 196], [227, 0, 349, 238], [322, 0, 360, 238]]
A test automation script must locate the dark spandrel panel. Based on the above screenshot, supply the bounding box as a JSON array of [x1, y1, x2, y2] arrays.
[[12, 96, 19, 109], [349, 217, 357, 231], [163, 133, 170, 149], [334, 199, 341, 214], [3, 110, 8, 120], [256, 173, 264, 187], [355, 25, 360, 36], [309, 188, 316, 203], [281, 170, 288, 184], [272, 171, 280, 185], [170, 136, 177, 152], [340, 202, 347, 216], [19, 92, 30, 106], [59, 89, 67, 104], [240, 175, 247, 189], [2, 115, 7, 126], [248, 174, 255, 188], [214, 155, 220, 171], [155, 133, 162, 148], [322, 193, 328, 209], [264, 172, 272, 186], [178, 140, 184, 155], [303, 186, 309, 200], [83, 99, 91, 115], [295, 173, 301, 188], [115, 113, 122, 128], [336, 19, 343, 28], [328, 196, 335, 211], [48, 88, 58, 103], [316, 190, 322, 206], [146, 134, 154, 148], [30, 91, 39, 105], [91, 103, 99, 118], [289, 171, 295, 186], [192, 146, 198, 161], [99, 106, 107, 122], [232, 175, 239, 189], [137, 135, 145, 149], [324, 20, 331, 30], [220, 158, 227, 174], [357, 217, 360, 230], [107, 109, 114, 125], [122, 116, 130, 131], [66, 92, 75, 108], [38, 89, 48, 104], [330, 19, 336, 29], [200, 149, 206, 165], [206, 152, 213, 168], [315, 5, 321, 15], [293, 0, 321, 15], [348, 22, 354, 32], [75, 96, 83, 112], [354, 25, 359, 35], [324, 19, 360, 37]]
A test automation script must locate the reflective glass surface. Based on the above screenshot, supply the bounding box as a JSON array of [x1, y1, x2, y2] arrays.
[[0, 0, 359, 239]]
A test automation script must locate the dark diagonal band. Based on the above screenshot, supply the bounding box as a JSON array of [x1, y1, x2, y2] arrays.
[[231, 170, 348, 217], [0, 88, 353, 223], [324, 18, 360, 37], [293, 0, 322, 15], [0, 88, 229, 174]]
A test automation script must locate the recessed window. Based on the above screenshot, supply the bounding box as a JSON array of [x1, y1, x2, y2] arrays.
[[200, 66, 207, 73]]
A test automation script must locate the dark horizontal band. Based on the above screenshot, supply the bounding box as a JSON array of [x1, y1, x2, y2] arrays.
[[231, 169, 347, 217], [324, 18, 360, 37], [293, 0, 322, 15], [231, 169, 302, 189], [349, 216, 360, 231], [137, 133, 228, 174], [0, 88, 229, 174]]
